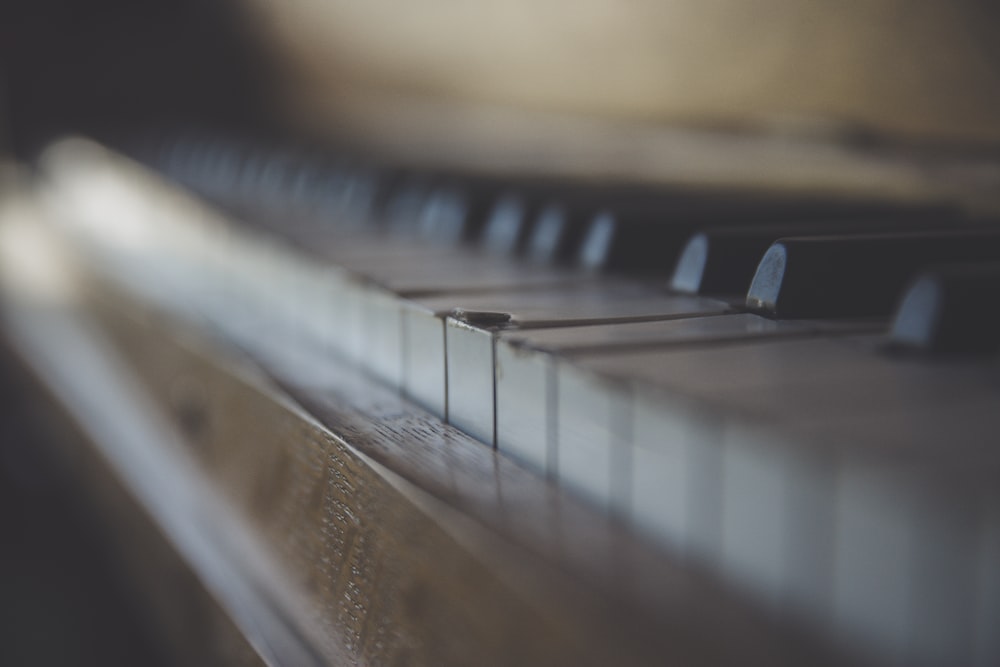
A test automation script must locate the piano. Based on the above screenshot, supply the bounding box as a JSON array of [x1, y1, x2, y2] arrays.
[[2, 1, 1000, 665]]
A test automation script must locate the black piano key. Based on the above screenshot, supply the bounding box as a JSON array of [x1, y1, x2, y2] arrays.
[[288, 160, 376, 228], [162, 137, 388, 231], [382, 176, 436, 235], [525, 202, 594, 264], [579, 209, 697, 272], [418, 182, 500, 245], [672, 228, 765, 295], [335, 166, 383, 225], [671, 214, 968, 296], [889, 262, 1000, 355], [746, 230, 1000, 319], [267, 159, 382, 230], [576, 194, 944, 275], [486, 180, 617, 257], [346, 167, 404, 226], [226, 144, 341, 218], [523, 185, 672, 265], [163, 135, 245, 198], [482, 193, 537, 255], [574, 193, 739, 273]]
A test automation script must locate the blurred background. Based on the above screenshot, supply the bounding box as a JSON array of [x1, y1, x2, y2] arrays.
[[1, 0, 273, 160], [0, 351, 166, 666], [2, 2, 267, 664]]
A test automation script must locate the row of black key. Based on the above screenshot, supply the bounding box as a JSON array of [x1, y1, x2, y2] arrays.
[[147, 134, 1000, 355]]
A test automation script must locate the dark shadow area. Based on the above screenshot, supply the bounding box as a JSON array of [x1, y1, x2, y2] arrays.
[[0, 349, 168, 667], [1, 0, 277, 158], [0, 6, 283, 661]]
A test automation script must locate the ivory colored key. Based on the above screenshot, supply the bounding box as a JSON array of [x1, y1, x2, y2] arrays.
[[400, 280, 654, 416], [494, 315, 836, 507], [445, 293, 730, 445], [561, 336, 1000, 664]]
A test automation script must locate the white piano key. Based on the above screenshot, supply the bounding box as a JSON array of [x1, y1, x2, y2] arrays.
[[401, 299, 449, 418], [574, 335, 1000, 431], [505, 310, 808, 353], [285, 254, 315, 341], [298, 257, 337, 347], [331, 278, 365, 364], [307, 235, 474, 266], [780, 448, 835, 623], [630, 392, 722, 558], [793, 400, 1000, 657], [404, 281, 654, 420], [279, 244, 316, 340], [495, 314, 811, 488], [405, 290, 571, 420], [495, 316, 808, 517], [445, 316, 498, 444], [830, 465, 913, 662], [401, 279, 669, 418], [362, 286, 406, 388], [903, 488, 980, 665], [718, 427, 791, 607], [308, 266, 348, 359], [318, 241, 580, 294], [825, 458, 987, 665], [449, 294, 729, 448], [436, 290, 1000, 655], [281, 221, 576, 294], [568, 336, 1000, 667], [375, 262, 577, 294], [555, 360, 631, 514], [493, 340, 552, 473]]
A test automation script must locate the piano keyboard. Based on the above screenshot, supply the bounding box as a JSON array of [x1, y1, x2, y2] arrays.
[[33, 136, 1000, 666]]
